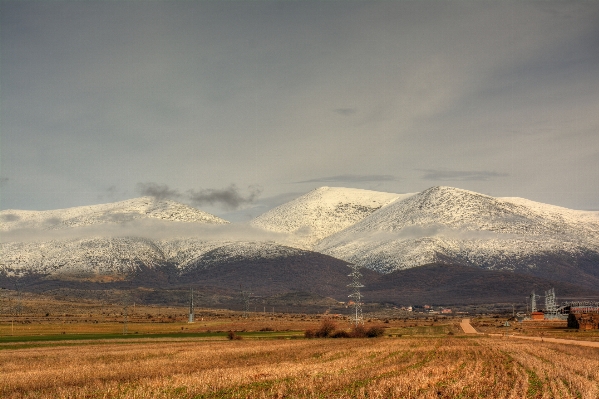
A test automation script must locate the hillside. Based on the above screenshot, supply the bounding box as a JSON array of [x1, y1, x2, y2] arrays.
[[365, 263, 599, 305], [250, 186, 412, 249], [3, 187, 599, 307], [316, 186, 599, 285]]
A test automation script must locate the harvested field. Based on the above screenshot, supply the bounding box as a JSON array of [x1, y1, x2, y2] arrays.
[[2, 336, 599, 398]]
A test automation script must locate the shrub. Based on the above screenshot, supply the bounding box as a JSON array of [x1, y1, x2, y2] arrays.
[[350, 325, 385, 338], [351, 325, 368, 338], [304, 329, 316, 338], [366, 326, 385, 338], [227, 331, 242, 340], [330, 330, 350, 338], [315, 318, 337, 338]]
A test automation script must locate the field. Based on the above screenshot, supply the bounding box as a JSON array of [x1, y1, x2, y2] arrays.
[[2, 334, 599, 399], [2, 295, 599, 398]]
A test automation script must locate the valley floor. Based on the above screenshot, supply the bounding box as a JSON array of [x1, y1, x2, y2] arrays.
[[2, 333, 599, 398]]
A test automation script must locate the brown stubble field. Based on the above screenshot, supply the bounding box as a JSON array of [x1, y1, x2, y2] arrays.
[[2, 335, 599, 399]]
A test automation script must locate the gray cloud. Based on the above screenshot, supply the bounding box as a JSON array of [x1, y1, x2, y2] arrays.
[[136, 182, 261, 210], [188, 185, 262, 210], [0, 219, 287, 244], [419, 169, 508, 182], [1, 2, 598, 212], [297, 175, 398, 183], [136, 182, 182, 201], [216, 191, 303, 222], [334, 108, 357, 116]]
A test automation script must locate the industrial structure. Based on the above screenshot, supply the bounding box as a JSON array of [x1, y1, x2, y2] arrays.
[[347, 263, 364, 326], [527, 288, 599, 329], [240, 286, 251, 318]]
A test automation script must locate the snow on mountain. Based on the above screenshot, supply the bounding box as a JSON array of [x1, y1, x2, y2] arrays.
[[0, 197, 231, 277], [177, 241, 310, 272], [1, 237, 167, 276], [4, 187, 599, 284], [316, 186, 599, 273], [0, 197, 228, 231], [250, 186, 413, 249]]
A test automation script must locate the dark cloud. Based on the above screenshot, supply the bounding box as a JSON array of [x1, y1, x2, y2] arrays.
[[136, 183, 182, 201], [333, 108, 357, 116], [297, 175, 398, 183], [0, 213, 20, 222], [420, 169, 508, 182], [136, 182, 261, 210], [188, 185, 262, 211]]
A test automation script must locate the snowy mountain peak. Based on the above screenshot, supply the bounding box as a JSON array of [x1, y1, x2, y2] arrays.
[[0, 196, 228, 231], [250, 186, 414, 248], [316, 186, 599, 273]]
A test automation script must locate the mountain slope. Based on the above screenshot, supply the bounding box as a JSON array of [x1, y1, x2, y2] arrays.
[[365, 263, 599, 305], [0, 197, 228, 231], [316, 186, 599, 283], [0, 197, 230, 277], [250, 186, 412, 249]]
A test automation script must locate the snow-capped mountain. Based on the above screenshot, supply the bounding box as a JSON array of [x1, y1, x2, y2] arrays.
[[3, 187, 599, 295], [250, 186, 413, 249], [0, 197, 230, 277], [0, 196, 336, 279], [315, 186, 599, 280], [0, 197, 228, 231]]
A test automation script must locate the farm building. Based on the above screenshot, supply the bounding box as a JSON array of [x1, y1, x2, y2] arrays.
[[530, 311, 545, 320]]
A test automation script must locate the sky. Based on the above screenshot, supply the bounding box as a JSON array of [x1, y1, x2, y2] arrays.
[[1, 0, 598, 221]]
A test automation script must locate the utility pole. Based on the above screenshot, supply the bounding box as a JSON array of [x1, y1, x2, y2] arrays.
[[188, 287, 195, 323], [123, 294, 128, 335]]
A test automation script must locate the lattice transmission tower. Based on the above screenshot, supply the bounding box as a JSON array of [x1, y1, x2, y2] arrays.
[[544, 288, 558, 319], [240, 286, 252, 318], [529, 290, 540, 313], [347, 264, 364, 326]]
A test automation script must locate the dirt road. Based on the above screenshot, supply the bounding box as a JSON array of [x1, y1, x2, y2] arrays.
[[490, 333, 599, 348], [460, 318, 599, 348], [460, 318, 479, 334]]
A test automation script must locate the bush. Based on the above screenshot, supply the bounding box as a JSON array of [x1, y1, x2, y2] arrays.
[[304, 329, 316, 338], [366, 326, 385, 338], [351, 325, 368, 338], [227, 331, 242, 340], [304, 320, 385, 339], [315, 318, 337, 338], [330, 330, 350, 338], [350, 325, 384, 338]]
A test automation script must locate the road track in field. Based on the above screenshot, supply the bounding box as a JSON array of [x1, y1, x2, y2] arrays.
[[461, 318, 599, 348]]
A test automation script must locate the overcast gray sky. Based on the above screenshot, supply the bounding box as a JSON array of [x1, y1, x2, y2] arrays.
[[1, 1, 598, 221]]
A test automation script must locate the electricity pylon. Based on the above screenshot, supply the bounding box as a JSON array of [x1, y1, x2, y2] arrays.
[[347, 264, 364, 326]]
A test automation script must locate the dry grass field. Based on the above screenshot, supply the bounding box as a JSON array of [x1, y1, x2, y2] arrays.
[[2, 335, 599, 399], [3, 294, 599, 398]]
